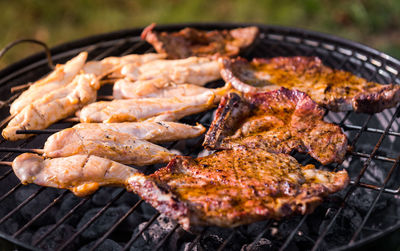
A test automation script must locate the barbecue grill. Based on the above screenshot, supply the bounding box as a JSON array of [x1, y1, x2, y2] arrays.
[[0, 23, 400, 250]]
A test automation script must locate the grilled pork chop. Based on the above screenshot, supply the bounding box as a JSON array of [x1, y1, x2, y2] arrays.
[[220, 56, 400, 113], [141, 23, 259, 59], [128, 148, 349, 230], [204, 88, 347, 165]]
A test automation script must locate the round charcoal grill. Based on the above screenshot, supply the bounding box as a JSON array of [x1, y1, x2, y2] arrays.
[[0, 23, 399, 250]]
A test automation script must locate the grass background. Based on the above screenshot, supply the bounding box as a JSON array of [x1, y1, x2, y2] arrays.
[[0, 0, 399, 69]]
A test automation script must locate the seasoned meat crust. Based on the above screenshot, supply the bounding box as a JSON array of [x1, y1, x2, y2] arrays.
[[204, 88, 348, 165], [220, 56, 400, 113], [128, 148, 349, 230], [141, 23, 259, 59]]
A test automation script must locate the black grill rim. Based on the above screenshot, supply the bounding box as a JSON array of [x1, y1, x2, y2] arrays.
[[0, 22, 399, 250]]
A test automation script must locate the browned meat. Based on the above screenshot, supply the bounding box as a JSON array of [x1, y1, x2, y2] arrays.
[[128, 148, 349, 230], [220, 56, 400, 113], [141, 23, 259, 59], [203, 88, 347, 165]]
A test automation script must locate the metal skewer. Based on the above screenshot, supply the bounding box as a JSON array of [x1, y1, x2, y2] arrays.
[[0, 148, 44, 154]]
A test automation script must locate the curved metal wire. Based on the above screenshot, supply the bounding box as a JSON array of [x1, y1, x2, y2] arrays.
[[0, 38, 54, 69]]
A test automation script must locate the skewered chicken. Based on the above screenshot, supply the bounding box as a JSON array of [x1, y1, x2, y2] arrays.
[[50, 121, 206, 144], [141, 23, 259, 59], [220, 56, 400, 113], [204, 88, 348, 165], [128, 148, 349, 230], [43, 128, 174, 165], [42, 121, 206, 164], [3, 73, 100, 141], [113, 78, 230, 101], [78, 91, 216, 123], [83, 53, 166, 78], [120, 56, 221, 86], [13, 153, 139, 197], [10, 52, 88, 115]]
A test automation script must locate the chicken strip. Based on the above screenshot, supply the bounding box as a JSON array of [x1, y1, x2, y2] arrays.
[[51, 121, 206, 144], [204, 88, 347, 165], [10, 52, 88, 115], [78, 91, 215, 123], [113, 78, 230, 102], [43, 128, 174, 165], [220, 56, 400, 113], [141, 23, 259, 59], [3, 74, 100, 141], [83, 53, 166, 78], [120, 57, 220, 86], [128, 148, 349, 230], [13, 153, 139, 197]]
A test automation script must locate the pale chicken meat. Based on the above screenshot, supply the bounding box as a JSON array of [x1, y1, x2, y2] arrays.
[[83, 53, 166, 78], [43, 128, 174, 165], [3, 74, 100, 141], [52, 121, 206, 144], [78, 91, 216, 123], [120, 56, 220, 86], [13, 153, 139, 197], [10, 52, 88, 115], [113, 78, 230, 101]]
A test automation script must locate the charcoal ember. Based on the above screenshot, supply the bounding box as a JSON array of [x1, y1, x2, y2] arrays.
[[129, 216, 176, 251], [78, 205, 132, 239], [179, 242, 200, 251], [55, 193, 90, 226], [240, 220, 270, 238], [91, 187, 116, 206], [14, 186, 60, 226], [241, 238, 273, 251], [0, 218, 19, 235], [139, 202, 158, 220], [318, 207, 362, 246], [277, 217, 310, 241], [33, 224, 78, 250], [200, 227, 244, 250], [80, 239, 122, 251], [112, 189, 141, 207], [347, 188, 387, 215], [18, 231, 33, 244]]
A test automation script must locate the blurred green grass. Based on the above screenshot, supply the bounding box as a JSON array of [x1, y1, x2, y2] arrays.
[[0, 0, 399, 69]]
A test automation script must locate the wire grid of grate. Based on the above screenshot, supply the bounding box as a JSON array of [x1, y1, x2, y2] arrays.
[[0, 23, 399, 250]]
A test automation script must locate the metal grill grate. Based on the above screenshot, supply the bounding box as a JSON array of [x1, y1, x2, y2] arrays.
[[0, 23, 399, 250]]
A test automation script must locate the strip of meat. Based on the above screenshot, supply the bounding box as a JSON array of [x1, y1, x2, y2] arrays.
[[13, 153, 139, 197], [120, 57, 221, 86], [3, 74, 100, 141], [42, 128, 174, 165], [10, 52, 88, 115], [128, 148, 349, 230], [65, 121, 206, 143], [83, 53, 166, 78], [220, 56, 400, 113], [78, 91, 216, 123], [141, 23, 259, 59], [113, 78, 230, 102], [203, 88, 347, 165]]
